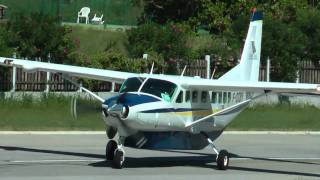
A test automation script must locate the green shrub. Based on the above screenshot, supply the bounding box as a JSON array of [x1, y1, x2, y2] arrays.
[[5, 13, 75, 63], [126, 22, 194, 73]]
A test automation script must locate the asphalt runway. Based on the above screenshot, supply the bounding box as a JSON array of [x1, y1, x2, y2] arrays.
[[0, 133, 319, 180]]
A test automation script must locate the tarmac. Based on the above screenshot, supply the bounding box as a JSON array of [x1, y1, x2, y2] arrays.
[[0, 133, 319, 180]]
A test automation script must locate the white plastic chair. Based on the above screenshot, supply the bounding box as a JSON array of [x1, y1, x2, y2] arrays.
[[77, 7, 90, 24], [91, 14, 104, 25]]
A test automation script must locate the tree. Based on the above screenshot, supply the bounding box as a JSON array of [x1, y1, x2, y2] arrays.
[[295, 8, 320, 66], [139, 0, 257, 34], [0, 26, 13, 57], [261, 16, 307, 82], [127, 22, 192, 59], [6, 13, 74, 63]]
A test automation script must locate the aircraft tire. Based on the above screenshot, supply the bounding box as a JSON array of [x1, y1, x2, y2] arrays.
[[107, 126, 117, 139], [106, 140, 117, 160], [217, 150, 229, 170], [112, 149, 125, 169]]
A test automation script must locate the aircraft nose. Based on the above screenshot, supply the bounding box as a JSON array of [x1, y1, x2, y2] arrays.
[[102, 104, 109, 117], [103, 103, 129, 119]]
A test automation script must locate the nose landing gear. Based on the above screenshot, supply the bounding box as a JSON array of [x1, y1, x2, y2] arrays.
[[105, 137, 126, 169], [106, 140, 117, 160]]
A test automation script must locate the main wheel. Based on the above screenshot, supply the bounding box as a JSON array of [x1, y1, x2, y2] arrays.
[[217, 150, 229, 170], [112, 149, 125, 169], [106, 140, 117, 160]]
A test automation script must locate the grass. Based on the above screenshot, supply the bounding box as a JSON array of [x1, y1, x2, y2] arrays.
[[0, 0, 141, 25], [229, 104, 320, 131], [0, 93, 105, 131], [69, 25, 128, 55], [0, 94, 320, 131]]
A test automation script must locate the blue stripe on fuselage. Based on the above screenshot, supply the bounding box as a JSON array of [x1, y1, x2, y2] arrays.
[[140, 108, 205, 113], [103, 93, 160, 107]]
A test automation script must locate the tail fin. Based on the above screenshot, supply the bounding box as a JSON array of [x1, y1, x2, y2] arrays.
[[219, 10, 263, 82]]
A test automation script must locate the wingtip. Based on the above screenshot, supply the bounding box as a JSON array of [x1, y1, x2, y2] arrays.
[[0, 58, 13, 66]]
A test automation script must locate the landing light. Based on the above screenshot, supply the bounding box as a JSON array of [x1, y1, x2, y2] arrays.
[[317, 86, 320, 92]]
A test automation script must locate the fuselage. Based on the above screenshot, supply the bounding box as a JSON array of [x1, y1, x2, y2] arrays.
[[101, 76, 251, 150]]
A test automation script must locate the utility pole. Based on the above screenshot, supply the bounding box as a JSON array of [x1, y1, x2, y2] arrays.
[[266, 57, 270, 82], [205, 55, 210, 79], [10, 53, 17, 92]]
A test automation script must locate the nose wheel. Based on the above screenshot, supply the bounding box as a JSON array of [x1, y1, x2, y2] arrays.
[[113, 148, 125, 169], [106, 140, 117, 160], [105, 138, 126, 169]]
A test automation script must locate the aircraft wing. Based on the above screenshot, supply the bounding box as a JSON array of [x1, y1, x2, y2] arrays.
[[0, 57, 137, 83], [180, 78, 320, 94]]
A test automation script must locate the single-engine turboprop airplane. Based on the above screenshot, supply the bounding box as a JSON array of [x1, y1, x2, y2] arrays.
[[0, 11, 320, 170]]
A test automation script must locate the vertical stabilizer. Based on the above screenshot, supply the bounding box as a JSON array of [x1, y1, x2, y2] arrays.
[[219, 10, 263, 82]]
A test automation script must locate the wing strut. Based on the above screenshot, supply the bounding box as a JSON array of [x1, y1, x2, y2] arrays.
[[185, 99, 251, 128], [185, 93, 268, 128], [61, 74, 105, 103]]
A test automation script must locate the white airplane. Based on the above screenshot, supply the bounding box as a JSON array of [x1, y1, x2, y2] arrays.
[[0, 11, 319, 170]]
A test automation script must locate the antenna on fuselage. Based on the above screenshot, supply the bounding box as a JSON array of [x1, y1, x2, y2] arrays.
[[180, 65, 187, 77], [149, 62, 154, 74], [211, 67, 217, 79]]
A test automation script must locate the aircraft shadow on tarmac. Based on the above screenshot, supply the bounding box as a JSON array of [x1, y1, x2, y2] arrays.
[[0, 146, 319, 177]]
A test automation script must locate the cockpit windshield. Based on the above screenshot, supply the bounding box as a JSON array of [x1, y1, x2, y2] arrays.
[[141, 78, 177, 102], [119, 77, 145, 93]]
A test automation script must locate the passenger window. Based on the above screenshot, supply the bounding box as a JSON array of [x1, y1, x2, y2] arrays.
[[218, 92, 223, 104], [176, 91, 183, 103], [185, 91, 191, 102], [192, 91, 198, 103], [211, 92, 217, 103], [201, 91, 208, 103], [223, 92, 228, 103], [228, 92, 232, 103]]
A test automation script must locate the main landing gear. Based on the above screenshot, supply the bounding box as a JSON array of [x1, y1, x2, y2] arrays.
[[202, 132, 230, 170], [105, 138, 126, 169]]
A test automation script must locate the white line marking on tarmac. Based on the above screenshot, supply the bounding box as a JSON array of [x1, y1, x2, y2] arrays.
[[0, 131, 320, 135], [4, 159, 104, 164], [231, 157, 320, 160], [223, 131, 320, 135], [0, 131, 106, 135], [3, 157, 320, 164]]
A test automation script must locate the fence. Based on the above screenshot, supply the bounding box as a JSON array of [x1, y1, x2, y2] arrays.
[[0, 0, 141, 25], [1, 59, 320, 92]]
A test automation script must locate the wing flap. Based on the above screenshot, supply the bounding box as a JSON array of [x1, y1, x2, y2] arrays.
[[0, 57, 136, 83]]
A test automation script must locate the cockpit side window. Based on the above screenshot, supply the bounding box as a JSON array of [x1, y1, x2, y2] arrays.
[[141, 78, 177, 101], [119, 77, 145, 93]]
